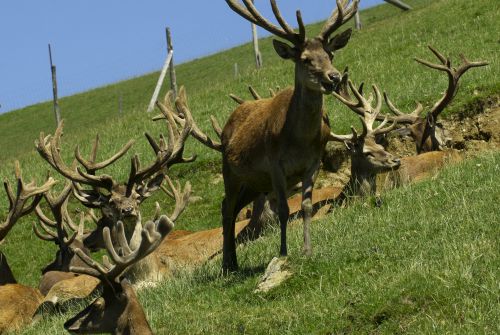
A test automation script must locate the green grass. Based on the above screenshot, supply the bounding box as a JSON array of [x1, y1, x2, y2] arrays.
[[20, 151, 500, 334], [0, 0, 499, 333]]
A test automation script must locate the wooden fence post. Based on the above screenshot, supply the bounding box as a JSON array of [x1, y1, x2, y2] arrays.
[[166, 27, 178, 98], [48, 44, 61, 126], [251, 0, 262, 69], [147, 50, 173, 113]]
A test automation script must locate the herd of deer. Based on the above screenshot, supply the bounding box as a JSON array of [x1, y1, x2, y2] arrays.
[[0, 1, 488, 334]]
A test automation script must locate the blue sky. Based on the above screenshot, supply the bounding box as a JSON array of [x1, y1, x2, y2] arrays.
[[0, 0, 385, 113]]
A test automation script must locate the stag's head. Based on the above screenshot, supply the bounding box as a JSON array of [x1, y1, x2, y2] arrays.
[[36, 116, 194, 250], [65, 216, 175, 335], [226, 0, 358, 94], [331, 78, 401, 175]]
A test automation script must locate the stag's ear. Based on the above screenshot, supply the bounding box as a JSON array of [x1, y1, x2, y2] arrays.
[[326, 28, 352, 52], [273, 39, 297, 60]]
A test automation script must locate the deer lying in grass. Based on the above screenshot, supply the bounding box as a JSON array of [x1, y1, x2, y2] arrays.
[[36, 117, 194, 251], [220, 0, 358, 271], [330, 77, 401, 197], [0, 162, 55, 333], [64, 210, 176, 334], [380, 46, 488, 153]]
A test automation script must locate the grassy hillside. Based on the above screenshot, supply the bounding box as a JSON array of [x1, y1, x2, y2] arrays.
[[0, 0, 498, 333], [22, 152, 500, 334]]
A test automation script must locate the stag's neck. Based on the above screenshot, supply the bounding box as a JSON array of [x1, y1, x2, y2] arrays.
[[287, 77, 324, 139], [345, 162, 377, 197]]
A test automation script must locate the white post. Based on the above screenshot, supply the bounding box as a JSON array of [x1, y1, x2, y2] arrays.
[[147, 50, 173, 113], [251, 0, 262, 69]]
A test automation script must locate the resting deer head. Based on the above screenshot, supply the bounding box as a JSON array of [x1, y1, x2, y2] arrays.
[[331, 76, 400, 196], [64, 208, 178, 334]]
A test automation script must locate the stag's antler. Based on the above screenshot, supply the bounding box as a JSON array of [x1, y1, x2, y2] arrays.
[[319, 0, 359, 41], [226, 0, 305, 45], [32, 181, 88, 250], [383, 46, 488, 123], [331, 78, 397, 142], [36, 121, 133, 192], [71, 214, 173, 285], [154, 87, 223, 152], [0, 161, 56, 241]]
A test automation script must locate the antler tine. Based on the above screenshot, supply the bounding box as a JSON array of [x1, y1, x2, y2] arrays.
[[1, 161, 56, 241], [415, 45, 489, 118], [32, 219, 58, 242], [319, 0, 359, 41], [75, 137, 134, 174], [226, 0, 305, 45], [174, 87, 222, 152], [229, 94, 245, 105], [37, 121, 115, 191], [248, 85, 262, 100], [328, 125, 358, 143], [210, 116, 223, 140], [383, 92, 423, 124], [163, 175, 192, 223], [72, 216, 173, 283]]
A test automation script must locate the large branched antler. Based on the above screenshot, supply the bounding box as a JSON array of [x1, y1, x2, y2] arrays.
[[154, 87, 223, 152], [319, 0, 359, 41], [383, 46, 488, 124], [0, 161, 56, 241], [32, 181, 88, 250], [226, 0, 306, 45], [70, 215, 173, 285], [36, 121, 134, 192], [331, 77, 397, 142]]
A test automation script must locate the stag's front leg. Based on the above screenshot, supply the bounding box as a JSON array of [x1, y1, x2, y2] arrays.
[[271, 164, 289, 256], [302, 163, 319, 256]]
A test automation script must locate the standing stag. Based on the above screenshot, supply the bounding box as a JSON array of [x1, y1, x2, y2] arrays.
[[221, 0, 358, 271]]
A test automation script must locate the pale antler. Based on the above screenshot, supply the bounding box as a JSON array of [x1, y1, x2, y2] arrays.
[[0, 161, 56, 241], [225, 0, 306, 45], [154, 87, 223, 152], [36, 121, 133, 191], [160, 175, 192, 223], [331, 78, 397, 141], [32, 181, 87, 248], [71, 215, 173, 285]]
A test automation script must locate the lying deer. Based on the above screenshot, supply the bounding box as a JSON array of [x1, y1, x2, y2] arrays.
[[330, 77, 401, 197], [36, 116, 195, 251], [219, 0, 359, 271], [64, 209, 177, 334], [380, 46, 487, 153], [0, 162, 55, 333]]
